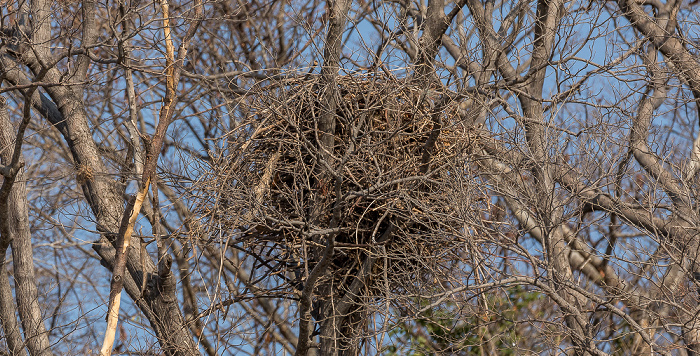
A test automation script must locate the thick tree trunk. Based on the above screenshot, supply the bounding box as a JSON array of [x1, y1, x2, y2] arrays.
[[93, 243, 197, 355], [0, 97, 28, 355], [0, 97, 53, 356], [0, 262, 24, 356], [320, 302, 366, 356]]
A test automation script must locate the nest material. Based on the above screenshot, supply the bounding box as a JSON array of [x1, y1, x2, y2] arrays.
[[205, 73, 487, 294]]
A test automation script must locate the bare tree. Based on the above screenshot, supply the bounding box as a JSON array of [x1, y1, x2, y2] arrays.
[[4, 0, 700, 354]]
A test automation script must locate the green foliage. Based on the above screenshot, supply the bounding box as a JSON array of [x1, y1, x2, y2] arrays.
[[382, 286, 543, 355]]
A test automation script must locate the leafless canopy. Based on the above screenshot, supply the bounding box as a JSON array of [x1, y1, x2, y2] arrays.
[[2, 0, 700, 355]]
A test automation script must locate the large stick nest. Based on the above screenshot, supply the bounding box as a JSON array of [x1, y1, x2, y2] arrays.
[[197, 73, 490, 294]]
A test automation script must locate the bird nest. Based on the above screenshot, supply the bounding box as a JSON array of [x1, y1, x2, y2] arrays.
[[198, 73, 488, 295]]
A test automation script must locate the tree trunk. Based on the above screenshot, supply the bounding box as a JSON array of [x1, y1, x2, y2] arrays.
[[0, 96, 53, 356]]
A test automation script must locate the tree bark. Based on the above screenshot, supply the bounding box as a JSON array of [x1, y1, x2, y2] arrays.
[[296, 1, 352, 355], [0, 39, 199, 356], [0, 96, 53, 356]]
